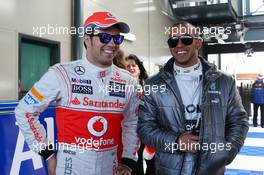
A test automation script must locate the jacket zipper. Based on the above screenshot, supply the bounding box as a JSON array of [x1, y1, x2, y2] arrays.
[[194, 72, 221, 174], [194, 81, 210, 175]]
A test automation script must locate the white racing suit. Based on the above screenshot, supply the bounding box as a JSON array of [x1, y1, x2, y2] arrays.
[[15, 58, 139, 175]]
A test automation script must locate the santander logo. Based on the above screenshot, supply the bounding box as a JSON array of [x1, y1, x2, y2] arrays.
[[87, 116, 108, 137], [71, 97, 81, 105]]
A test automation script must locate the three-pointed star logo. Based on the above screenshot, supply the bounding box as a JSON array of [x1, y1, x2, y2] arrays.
[[74, 66, 85, 75]]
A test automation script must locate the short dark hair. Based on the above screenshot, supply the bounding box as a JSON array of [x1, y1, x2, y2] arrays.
[[84, 36, 87, 49], [171, 21, 199, 37], [84, 27, 96, 49], [172, 21, 196, 28]]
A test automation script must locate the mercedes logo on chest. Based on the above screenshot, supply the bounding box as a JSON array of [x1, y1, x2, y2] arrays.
[[74, 66, 85, 75]]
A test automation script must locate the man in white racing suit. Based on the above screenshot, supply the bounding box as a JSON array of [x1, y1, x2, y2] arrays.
[[15, 11, 139, 175]]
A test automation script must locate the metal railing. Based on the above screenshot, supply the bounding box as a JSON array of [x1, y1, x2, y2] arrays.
[[171, 0, 228, 8]]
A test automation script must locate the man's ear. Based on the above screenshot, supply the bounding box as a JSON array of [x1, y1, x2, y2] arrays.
[[84, 35, 92, 47], [196, 37, 203, 49]]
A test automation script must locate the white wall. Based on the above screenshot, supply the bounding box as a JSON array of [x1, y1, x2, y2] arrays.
[[0, 0, 174, 100], [83, 0, 173, 75], [0, 0, 72, 100]]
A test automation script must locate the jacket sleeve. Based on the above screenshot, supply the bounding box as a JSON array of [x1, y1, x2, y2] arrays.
[[15, 67, 61, 160], [225, 78, 249, 164], [121, 79, 140, 170], [137, 85, 181, 154]]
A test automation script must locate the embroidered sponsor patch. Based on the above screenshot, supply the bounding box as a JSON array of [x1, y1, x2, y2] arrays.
[[71, 78, 91, 84], [71, 97, 81, 105], [208, 82, 221, 94], [114, 70, 120, 78], [24, 94, 39, 105], [25, 113, 42, 141], [83, 97, 125, 108], [72, 84, 93, 94], [209, 82, 216, 91], [31, 87, 45, 101], [63, 150, 76, 155], [110, 77, 126, 83], [100, 71, 106, 78], [74, 66, 85, 75], [108, 81, 125, 98]]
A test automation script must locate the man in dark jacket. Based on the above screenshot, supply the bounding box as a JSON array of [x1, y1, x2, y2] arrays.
[[251, 76, 264, 127], [137, 21, 249, 175]]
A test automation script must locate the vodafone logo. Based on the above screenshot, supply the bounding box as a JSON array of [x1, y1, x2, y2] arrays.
[[99, 71, 106, 78], [87, 116, 108, 137], [114, 71, 120, 78]]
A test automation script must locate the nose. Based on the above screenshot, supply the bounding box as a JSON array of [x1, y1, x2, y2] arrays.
[[176, 39, 184, 47], [127, 66, 133, 71], [107, 38, 116, 46]]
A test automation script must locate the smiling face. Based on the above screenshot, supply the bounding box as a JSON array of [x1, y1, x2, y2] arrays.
[[169, 23, 203, 68], [126, 59, 140, 79], [84, 27, 120, 68]]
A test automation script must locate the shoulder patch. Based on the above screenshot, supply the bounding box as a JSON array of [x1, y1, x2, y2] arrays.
[[24, 94, 39, 105], [31, 87, 45, 101]]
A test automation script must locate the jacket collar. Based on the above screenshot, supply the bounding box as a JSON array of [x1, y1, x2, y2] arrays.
[[81, 58, 113, 78], [160, 56, 221, 108], [162, 56, 221, 82], [160, 57, 184, 111]]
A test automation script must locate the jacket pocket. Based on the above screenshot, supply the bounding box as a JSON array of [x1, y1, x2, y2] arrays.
[[196, 150, 226, 175], [156, 165, 182, 175], [206, 139, 236, 170], [155, 151, 184, 170], [210, 138, 238, 166]]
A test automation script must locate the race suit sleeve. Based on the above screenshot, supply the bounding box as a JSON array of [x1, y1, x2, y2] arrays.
[[137, 85, 181, 154], [225, 78, 249, 164], [15, 67, 61, 160], [121, 79, 140, 170]]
